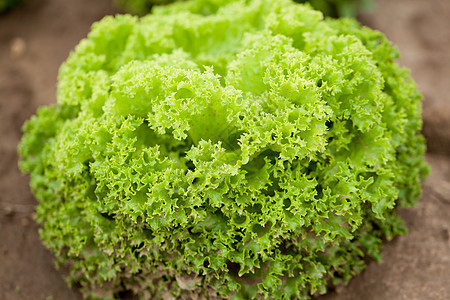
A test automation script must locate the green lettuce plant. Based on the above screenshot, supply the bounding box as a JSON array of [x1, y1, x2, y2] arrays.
[[114, 0, 174, 15], [115, 0, 372, 17], [19, 0, 428, 298], [296, 0, 372, 18], [0, 0, 21, 13]]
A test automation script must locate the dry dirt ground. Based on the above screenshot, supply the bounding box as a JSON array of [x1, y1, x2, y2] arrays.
[[0, 0, 449, 299]]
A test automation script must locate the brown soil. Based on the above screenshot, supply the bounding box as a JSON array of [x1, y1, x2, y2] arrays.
[[0, 0, 449, 299]]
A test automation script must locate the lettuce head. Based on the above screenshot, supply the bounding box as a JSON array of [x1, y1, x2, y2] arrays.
[[19, 0, 428, 298]]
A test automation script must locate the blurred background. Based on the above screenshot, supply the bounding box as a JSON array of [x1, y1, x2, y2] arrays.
[[0, 0, 449, 299]]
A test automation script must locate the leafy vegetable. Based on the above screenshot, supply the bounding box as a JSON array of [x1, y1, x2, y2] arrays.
[[114, 0, 174, 15], [19, 0, 428, 299], [0, 0, 21, 13], [296, 0, 372, 18], [115, 0, 372, 17]]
